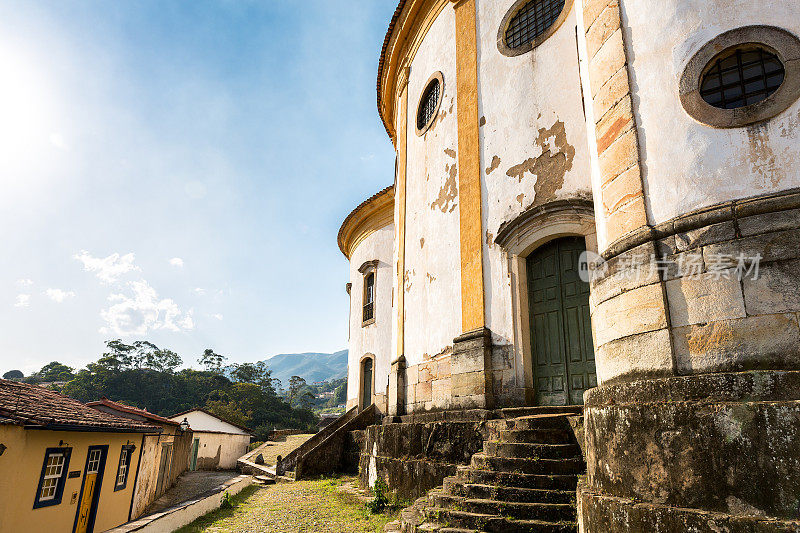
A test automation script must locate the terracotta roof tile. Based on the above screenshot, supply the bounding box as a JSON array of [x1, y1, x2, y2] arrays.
[[86, 398, 179, 427], [0, 379, 160, 433]]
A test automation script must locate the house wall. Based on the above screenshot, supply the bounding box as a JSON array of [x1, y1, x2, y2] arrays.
[[0, 426, 144, 533], [346, 223, 394, 411], [191, 432, 251, 470], [129, 427, 193, 519]]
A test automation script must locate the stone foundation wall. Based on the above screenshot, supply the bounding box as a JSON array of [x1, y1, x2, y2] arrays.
[[590, 189, 800, 386], [356, 416, 490, 500], [579, 371, 800, 529]]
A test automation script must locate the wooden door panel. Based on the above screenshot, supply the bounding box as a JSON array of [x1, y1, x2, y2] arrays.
[[528, 237, 597, 406]]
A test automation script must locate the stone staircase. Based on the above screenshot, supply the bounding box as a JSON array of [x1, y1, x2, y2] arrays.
[[396, 407, 584, 533]]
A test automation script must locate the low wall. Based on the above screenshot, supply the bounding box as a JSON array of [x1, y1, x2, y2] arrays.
[[357, 417, 489, 500], [107, 475, 252, 533]]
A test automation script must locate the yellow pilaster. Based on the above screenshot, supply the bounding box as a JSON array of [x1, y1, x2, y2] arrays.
[[395, 67, 410, 358], [452, 0, 485, 332]]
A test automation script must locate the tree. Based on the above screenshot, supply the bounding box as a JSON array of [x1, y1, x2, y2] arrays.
[[199, 349, 227, 373], [2, 370, 23, 380], [288, 375, 314, 409], [229, 362, 276, 395], [39, 361, 75, 382]]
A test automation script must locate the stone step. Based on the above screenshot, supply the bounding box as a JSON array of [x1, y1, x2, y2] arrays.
[[483, 441, 580, 459], [430, 494, 576, 523], [510, 414, 575, 431], [493, 428, 573, 444], [399, 409, 496, 424], [497, 406, 583, 419], [423, 508, 576, 533], [442, 480, 576, 504], [470, 453, 585, 475], [454, 469, 579, 491]]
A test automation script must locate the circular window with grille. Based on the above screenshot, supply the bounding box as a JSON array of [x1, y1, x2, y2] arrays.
[[498, 0, 574, 57], [415, 72, 444, 136], [680, 26, 800, 128]]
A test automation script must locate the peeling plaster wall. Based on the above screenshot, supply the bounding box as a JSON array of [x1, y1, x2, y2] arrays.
[[475, 0, 593, 397], [403, 6, 462, 369], [192, 431, 251, 470], [621, 0, 800, 225], [346, 223, 395, 405]]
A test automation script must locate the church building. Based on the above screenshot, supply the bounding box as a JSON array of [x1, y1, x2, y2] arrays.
[[337, 0, 800, 530]]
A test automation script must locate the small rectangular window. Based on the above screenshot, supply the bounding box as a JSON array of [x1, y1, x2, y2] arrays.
[[114, 445, 135, 491], [34, 447, 71, 508], [362, 272, 375, 324]]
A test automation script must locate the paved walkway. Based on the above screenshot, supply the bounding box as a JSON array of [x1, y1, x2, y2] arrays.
[[145, 471, 241, 514]]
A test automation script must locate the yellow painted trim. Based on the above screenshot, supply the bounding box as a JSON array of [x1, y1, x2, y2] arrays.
[[380, 0, 449, 142], [337, 187, 395, 259], [453, 0, 485, 332], [395, 83, 409, 358]]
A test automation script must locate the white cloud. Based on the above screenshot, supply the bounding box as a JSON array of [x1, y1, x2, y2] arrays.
[[169, 257, 184, 268], [14, 294, 31, 307], [16, 278, 33, 287], [74, 250, 140, 284], [100, 280, 194, 336], [45, 288, 76, 303], [194, 287, 206, 295], [212, 313, 223, 321]]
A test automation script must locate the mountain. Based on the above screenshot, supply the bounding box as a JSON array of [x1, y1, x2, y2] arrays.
[[262, 350, 348, 389]]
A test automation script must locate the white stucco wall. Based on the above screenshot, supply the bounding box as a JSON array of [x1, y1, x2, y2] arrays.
[[476, 0, 593, 395], [402, 5, 463, 368], [170, 410, 250, 436], [192, 432, 251, 470], [620, 0, 800, 224], [346, 223, 395, 406]]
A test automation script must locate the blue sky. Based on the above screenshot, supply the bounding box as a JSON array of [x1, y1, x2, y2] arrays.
[[0, 1, 397, 374]]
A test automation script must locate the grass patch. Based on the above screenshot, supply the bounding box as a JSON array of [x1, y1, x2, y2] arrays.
[[171, 477, 399, 533], [174, 485, 260, 533]]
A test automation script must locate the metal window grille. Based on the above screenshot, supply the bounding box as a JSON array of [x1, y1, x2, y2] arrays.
[[117, 449, 128, 486], [505, 0, 566, 49], [363, 273, 375, 322], [40, 453, 65, 501], [87, 449, 102, 474], [417, 79, 440, 131], [700, 47, 785, 109]]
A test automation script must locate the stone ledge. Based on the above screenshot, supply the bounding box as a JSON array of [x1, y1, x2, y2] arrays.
[[585, 370, 800, 406], [578, 479, 800, 533]]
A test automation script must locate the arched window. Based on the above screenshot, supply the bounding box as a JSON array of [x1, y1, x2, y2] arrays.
[[700, 46, 785, 109]]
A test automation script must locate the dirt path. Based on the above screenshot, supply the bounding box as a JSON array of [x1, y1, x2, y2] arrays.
[[176, 477, 397, 533], [244, 434, 314, 466], [146, 471, 241, 514]]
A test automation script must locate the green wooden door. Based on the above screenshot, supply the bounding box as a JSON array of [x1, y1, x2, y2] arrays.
[[527, 237, 596, 405]]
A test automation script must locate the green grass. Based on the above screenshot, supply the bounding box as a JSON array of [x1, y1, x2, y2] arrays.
[[173, 477, 399, 533], [174, 485, 261, 533]]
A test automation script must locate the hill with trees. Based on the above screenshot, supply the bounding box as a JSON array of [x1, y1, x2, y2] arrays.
[[5, 340, 318, 442]]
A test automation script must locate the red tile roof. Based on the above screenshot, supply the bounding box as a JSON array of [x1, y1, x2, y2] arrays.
[[0, 379, 160, 433], [86, 397, 179, 427]]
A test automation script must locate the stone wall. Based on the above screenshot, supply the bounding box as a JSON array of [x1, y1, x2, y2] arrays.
[[356, 414, 491, 500]]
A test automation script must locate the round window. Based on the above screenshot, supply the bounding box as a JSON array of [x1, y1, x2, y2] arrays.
[[416, 72, 444, 136], [497, 0, 573, 57], [699, 46, 785, 109], [679, 26, 800, 128]]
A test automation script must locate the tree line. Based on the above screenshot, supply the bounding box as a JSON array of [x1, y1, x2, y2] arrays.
[[2, 340, 320, 442]]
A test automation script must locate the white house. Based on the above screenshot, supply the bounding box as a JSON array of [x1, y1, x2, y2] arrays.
[[169, 409, 252, 470]]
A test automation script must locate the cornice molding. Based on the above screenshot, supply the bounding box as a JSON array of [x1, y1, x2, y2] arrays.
[[337, 186, 395, 259]]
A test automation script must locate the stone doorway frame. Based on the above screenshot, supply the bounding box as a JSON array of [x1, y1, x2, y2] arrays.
[[495, 199, 597, 405]]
